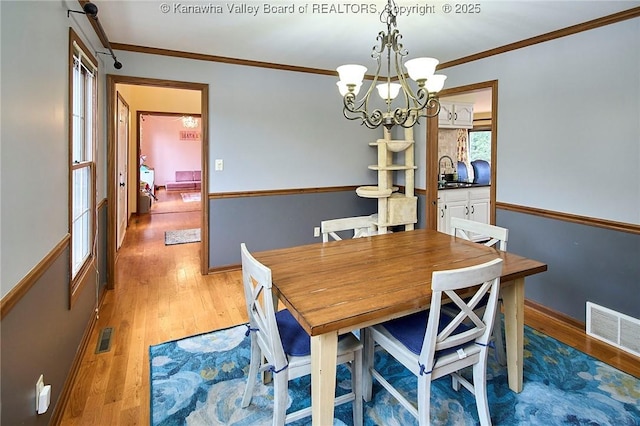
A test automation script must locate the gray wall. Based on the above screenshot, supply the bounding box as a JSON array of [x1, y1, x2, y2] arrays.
[[210, 191, 378, 267], [211, 191, 428, 268], [497, 209, 640, 322], [0, 203, 108, 425]]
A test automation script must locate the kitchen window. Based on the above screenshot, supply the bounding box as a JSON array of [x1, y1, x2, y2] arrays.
[[69, 29, 97, 306], [469, 130, 491, 163]]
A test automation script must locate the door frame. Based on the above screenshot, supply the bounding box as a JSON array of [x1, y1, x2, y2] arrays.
[[426, 80, 498, 229], [106, 74, 209, 289]]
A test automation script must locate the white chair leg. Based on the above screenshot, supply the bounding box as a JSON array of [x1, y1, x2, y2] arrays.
[[241, 337, 261, 408], [473, 359, 492, 426], [272, 373, 288, 426], [493, 304, 506, 366], [417, 374, 432, 426], [352, 347, 364, 426], [362, 328, 375, 402], [451, 374, 461, 391]]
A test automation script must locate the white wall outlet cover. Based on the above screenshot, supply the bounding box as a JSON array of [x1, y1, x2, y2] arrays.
[[37, 385, 51, 414], [35, 374, 44, 413]]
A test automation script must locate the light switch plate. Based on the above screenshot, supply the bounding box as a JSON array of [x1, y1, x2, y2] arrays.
[[35, 374, 44, 412], [214, 159, 224, 171]]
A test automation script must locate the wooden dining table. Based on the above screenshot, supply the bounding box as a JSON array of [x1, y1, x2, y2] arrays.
[[253, 228, 547, 425]]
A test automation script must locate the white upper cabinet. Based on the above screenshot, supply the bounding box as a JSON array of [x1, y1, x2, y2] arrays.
[[438, 102, 474, 129]]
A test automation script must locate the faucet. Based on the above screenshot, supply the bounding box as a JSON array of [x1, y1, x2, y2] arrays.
[[438, 155, 455, 180]]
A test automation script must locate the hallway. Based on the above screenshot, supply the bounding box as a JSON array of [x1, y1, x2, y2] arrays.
[[60, 189, 247, 425]]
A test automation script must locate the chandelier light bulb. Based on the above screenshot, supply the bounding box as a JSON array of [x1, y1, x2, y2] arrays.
[[376, 83, 402, 101], [404, 57, 439, 82], [425, 74, 447, 94], [336, 64, 367, 86]]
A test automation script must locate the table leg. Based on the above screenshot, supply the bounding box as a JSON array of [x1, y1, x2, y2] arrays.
[[501, 277, 524, 392], [311, 332, 338, 426]]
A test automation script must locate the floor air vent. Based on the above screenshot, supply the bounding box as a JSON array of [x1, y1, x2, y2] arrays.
[[586, 302, 640, 357], [96, 327, 114, 354]]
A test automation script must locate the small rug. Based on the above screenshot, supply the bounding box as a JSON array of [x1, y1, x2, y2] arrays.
[[149, 323, 640, 425], [164, 228, 201, 246], [180, 193, 201, 203]]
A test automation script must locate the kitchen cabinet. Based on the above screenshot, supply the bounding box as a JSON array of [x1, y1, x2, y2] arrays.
[[437, 186, 490, 236], [438, 102, 474, 129]]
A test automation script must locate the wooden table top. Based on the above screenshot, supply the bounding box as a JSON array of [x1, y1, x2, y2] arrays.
[[254, 229, 547, 337]]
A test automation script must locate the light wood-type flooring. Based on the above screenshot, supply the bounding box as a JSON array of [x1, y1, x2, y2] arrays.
[[59, 189, 639, 424]]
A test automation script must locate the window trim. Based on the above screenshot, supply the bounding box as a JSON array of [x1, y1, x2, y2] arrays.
[[68, 28, 98, 308]]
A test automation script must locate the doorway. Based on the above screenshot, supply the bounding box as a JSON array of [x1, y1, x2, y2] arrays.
[[426, 80, 498, 229], [106, 75, 209, 290], [138, 112, 203, 216]]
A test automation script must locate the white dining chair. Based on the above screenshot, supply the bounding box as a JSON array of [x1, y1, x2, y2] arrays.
[[363, 258, 503, 426], [449, 217, 508, 365], [240, 243, 363, 426], [320, 215, 378, 242]]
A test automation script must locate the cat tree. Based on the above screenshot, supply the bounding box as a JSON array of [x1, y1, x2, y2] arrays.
[[356, 125, 417, 234]]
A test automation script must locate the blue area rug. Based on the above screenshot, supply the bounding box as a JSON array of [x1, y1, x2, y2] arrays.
[[150, 323, 640, 425]]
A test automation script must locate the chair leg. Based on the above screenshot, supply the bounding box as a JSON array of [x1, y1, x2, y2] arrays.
[[272, 373, 289, 426], [493, 305, 506, 366], [241, 336, 261, 408], [361, 328, 375, 402], [417, 373, 432, 426], [472, 357, 492, 426], [352, 347, 364, 426], [451, 374, 461, 391]]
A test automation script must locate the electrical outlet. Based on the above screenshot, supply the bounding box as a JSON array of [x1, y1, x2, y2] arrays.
[[313, 227, 320, 237], [35, 374, 44, 413]]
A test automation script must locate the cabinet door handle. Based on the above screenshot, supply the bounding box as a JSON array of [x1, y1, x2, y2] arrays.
[[454, 112, 458, 120], [465, 206, 469, 216], [440, 209, 444, 218], [471, 205, 475, 214], [448, 112, 452, 120]]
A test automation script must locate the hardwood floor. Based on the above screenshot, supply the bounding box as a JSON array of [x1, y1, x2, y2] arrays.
[[58, 192, 639, 424]]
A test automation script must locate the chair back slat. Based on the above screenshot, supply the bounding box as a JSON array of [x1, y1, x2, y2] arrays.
[[420, 258, 503, 368], [321, 216, 377, 242], [450, 217, 508, 250]]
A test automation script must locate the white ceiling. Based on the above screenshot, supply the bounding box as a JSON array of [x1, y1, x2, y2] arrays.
[[92, 1, 639, 73]]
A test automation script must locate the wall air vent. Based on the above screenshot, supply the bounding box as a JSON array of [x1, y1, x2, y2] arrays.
[[586, 302, 640, 357]]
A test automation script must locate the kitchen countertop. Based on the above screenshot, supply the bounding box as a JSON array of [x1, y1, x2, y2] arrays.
[[438, 182, 490, 190]]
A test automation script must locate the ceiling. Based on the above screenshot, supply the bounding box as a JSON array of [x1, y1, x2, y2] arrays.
[[91, 1, 639, 73]]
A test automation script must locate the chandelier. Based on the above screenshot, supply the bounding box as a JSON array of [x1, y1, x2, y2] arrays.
[[182, 116, 199, 129], [336, 0, 446, 130]]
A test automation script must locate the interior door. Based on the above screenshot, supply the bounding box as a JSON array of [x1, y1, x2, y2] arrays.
[[116, 93, 130, 250]]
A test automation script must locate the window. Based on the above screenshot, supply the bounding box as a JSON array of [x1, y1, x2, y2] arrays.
[[69, 29, 97, 305], [469, 130, 491, 163]]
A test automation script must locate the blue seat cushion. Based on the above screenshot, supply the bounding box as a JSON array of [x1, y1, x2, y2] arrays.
[[275, 309, 352, 357], [381, 310, 471, 356], [276, 309, 311, 356]]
